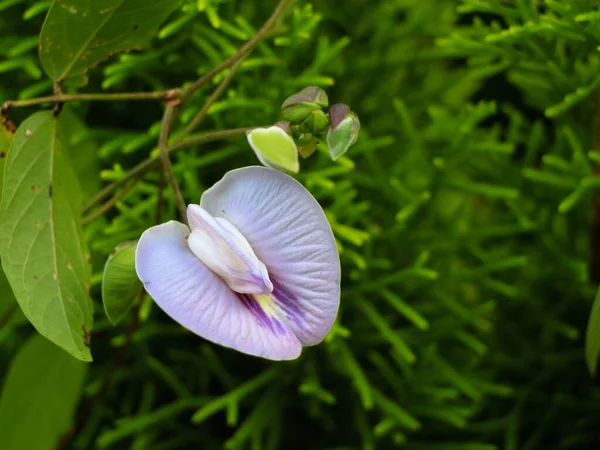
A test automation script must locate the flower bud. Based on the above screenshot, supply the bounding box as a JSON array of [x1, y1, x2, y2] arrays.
[[298, 110, 330, 134], [298, 137, 319, 159], [281, 86, 329, 124], [295, 133, 314, 146], [247, 125, 299, 173], [326, 103, 360, 160]]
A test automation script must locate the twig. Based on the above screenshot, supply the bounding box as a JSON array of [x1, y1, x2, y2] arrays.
[[81, 179, 138, 226], [155, 168, 166, 224], [81, 127, 253, 215], [5, 0, 292, 112], [174, 58, 245, 144], [2, 89, 180, 111], [179, 0, 292, 100], [158, 103, 187, 222]]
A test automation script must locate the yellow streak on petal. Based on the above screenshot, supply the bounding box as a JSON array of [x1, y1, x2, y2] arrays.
[[254, 294, 279, 317]]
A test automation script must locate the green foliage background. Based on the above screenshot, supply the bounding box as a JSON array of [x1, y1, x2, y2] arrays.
[[1, 0, 600, 449]]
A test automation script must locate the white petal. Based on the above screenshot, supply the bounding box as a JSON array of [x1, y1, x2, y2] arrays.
[[135, 221, 302, 360], [201, 167, 340, 346], [186, 205, 272, 295]]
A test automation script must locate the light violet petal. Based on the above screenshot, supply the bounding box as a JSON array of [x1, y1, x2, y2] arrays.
[[135, 221, 301, 360], [201, 167, 340, 346]]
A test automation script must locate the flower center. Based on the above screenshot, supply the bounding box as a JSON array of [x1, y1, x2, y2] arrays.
[[186, 204, 273, 295]]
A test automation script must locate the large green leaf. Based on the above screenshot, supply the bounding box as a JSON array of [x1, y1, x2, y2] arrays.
[[39, 0, 183, 87], [586, 287, 600, 376], [0, 334, 87, 450], [0, 112, 93, 361], [0, 125, 24, 333], [102, 241, 142, 325]]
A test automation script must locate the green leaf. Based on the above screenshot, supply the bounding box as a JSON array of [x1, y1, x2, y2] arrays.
[[585, 287, 600, 376], [0, 123, 24, 333], [102, 241, 142, 325], [39, 0, 183, 87], [0, 122, 12, 186], [0, 334, 87, 450], [0, 112, 93, 361]]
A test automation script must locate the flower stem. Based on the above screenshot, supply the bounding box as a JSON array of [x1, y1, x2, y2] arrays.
[[81, 127, 254, 215], [158, 103, 187, 222]]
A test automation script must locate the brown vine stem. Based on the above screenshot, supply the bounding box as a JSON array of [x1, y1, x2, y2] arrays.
[[158, 102, 187, 222], [179, 0, 292, 101], [81, 127, 253, 215], [4, 0, 292, 113], [173, 58, 245, 144], [155, 167, 166, 224], [2, 89, 181, 111], [81, 179, 138, 226]]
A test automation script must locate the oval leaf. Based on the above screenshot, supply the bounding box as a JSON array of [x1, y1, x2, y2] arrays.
[[586, 287, 600, 376], [0, 334, 87, 450], [0, 125, 24, 335], [102, 241, 142, 325], [0, 112, 93, 362], [39, 0, 183, 87]]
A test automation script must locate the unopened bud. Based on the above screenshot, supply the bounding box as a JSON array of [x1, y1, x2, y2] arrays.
[[295, 133, 314, 146], [298, 137, 319, 159], [298, 110, 329, 134], [247, 125, 299, 173], [326, 103, 360, 160], [281, 86, 329, 124]]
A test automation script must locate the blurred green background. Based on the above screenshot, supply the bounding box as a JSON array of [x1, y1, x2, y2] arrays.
[[1, 0, 600, 449]]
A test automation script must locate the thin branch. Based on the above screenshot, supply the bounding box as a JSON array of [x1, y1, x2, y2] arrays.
[[5, 0, 291, 112], [158, 103, 187, 222], [179, 0, 292, 100], [81, 179, 138, 226], [2, 89, 180, 111], [174, 58, 245, 144], [81, 127, 253, 215], [155, 167, 166, 224]]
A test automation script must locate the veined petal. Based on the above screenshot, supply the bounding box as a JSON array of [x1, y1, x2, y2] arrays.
[[135, 221, 301, 360], [201, 167, 340, 346], [187, 204, 272, 295]]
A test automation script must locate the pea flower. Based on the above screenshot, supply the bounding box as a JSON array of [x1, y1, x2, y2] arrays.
[[135, 167, 340, 360]]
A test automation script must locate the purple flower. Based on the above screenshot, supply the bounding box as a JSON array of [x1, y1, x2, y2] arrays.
[[135, 167, 340, 360]]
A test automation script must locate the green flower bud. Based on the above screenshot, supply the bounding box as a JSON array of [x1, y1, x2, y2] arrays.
[[326, 103, 360, 160], [247, 125, 299, 173], [298, 137, 319, 159], [298, 110, 330, 134], [295, 133, 314, 146], [281, 86, 329, 124]]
